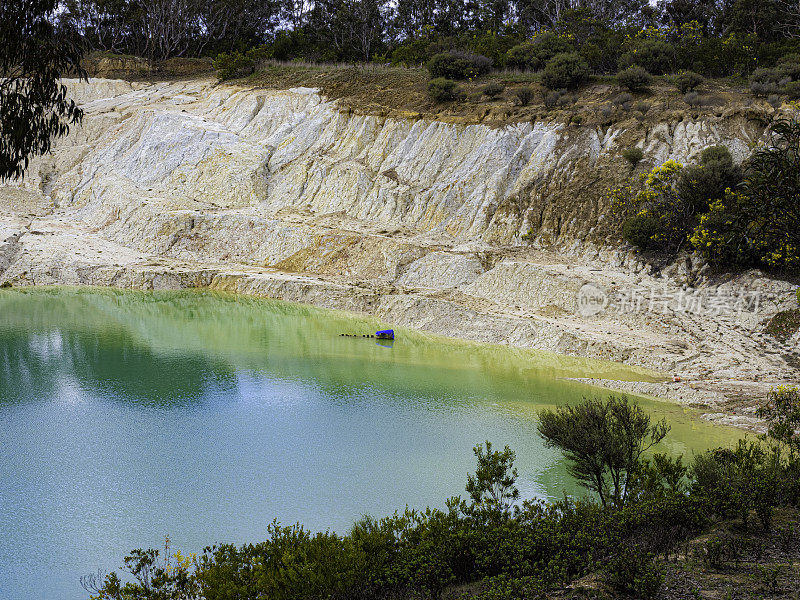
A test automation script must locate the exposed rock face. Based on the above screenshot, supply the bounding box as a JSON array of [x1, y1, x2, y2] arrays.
[[0, 78, 797, 420]]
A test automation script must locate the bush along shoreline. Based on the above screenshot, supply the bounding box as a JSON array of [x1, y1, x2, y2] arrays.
[[83, 390, 800, 600]]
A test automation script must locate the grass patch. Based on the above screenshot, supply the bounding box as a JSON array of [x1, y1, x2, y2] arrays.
[[765, 308, 800, 341]]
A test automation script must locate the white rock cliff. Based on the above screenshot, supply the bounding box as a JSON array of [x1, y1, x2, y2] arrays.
[[0, 78, 797, 424]]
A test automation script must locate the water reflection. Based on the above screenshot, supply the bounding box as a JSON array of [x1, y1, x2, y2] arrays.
[[0, 287, 743, 600], [0, 326, 235, 406]]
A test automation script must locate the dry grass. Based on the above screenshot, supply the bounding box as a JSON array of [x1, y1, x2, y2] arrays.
[[83, 53, 777, 127]]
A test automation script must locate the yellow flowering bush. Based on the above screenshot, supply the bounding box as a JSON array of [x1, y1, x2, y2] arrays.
[[689, 117, 800, 272], [610, 160, 694, 252]]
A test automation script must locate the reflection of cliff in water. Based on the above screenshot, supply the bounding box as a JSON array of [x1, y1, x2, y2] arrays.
[[0, 287, 741, 457], [0, 287, 656, 411]]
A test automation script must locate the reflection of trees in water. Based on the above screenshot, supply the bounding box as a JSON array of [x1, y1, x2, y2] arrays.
[[522, 451, 585, 501], [0, 288, 568, 414], [0, 287, 744, 517], [1, 288, 649, 379], [0, 325, 236, 407], [0, 288, 739, 454]]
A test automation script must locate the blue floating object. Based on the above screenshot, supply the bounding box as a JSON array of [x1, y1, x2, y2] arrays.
[[375, 329, 394, 340]]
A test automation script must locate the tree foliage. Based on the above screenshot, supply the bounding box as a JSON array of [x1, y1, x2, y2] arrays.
[[757, 385, 800, 455], [427, 51, 492, 80], [505, 31, 574, 71], [618, 38, 676, 74], [428, 77, 460, 102], [60, 0, 282, 60], [691, 439, 784, 530], [541, 51, 590, 89], [691, 117, 800, 271], [51, 0, 800, 80], [537, 395, 669, 507], [612, 145, 744, 256], [465, 440, 520, 512], [0, 0, 86, 180], [673, 70, 705, 93], [617, 64, 652, 91]]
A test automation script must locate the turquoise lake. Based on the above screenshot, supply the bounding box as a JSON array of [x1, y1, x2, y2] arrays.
[[0, 288, 743, 600]]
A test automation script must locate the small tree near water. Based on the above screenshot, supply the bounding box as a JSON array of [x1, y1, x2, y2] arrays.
[[538, 395, 669, 507], [466, 440, 520, 512]]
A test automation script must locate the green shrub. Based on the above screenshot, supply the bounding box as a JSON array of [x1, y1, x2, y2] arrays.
[[87, 544, 199, 600], [428, 77, 460, 102], [461, 31, 518, 65], [542, 52, 590, 90], [622, 147, 644, 167], [691, 117, 800, 271], [683, 91, 702, 107], [212, 51, 255, 81], [579, 41, 606, 72], [778, 53, 800, 65], [603, 546, 664, 600], [505, 32, 574, 71], [482, 81, 505, 99], [389, 38, 435, 66], [764, 309, 800, 341], [466, 441, 519, 512], [751, 80, 780, 96], [611, 159, 697, 253], [514, 86, 534, 106], [538, 395, 669, 507], [427, 51, 492, 80], [750, 67, 782, 96], [738, 118, 800, 271], [617, 65, 652, 92], [622, 213, 661, 250], [784, 80, 800, 99], [619, 39, 675, 75], [756, 564, 786, 593], [689, 194, 750, 266], [673, 71, 705, 93], [757, 386, 800, 452], [675, 145, 742, 214], [476, 575, 546, 600], [544, 89, 562, 107], [691, 440, 783, 530], [612, 92, 633, 110], [777, 54, 800, 81], [82, 395, 800, 600], [505, 42, 538, 70], [696, 534, 746, 569], [557, 93, 573, 107]]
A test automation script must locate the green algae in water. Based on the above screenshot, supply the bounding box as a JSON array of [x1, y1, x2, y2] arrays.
[[0, 287, 744, 600]]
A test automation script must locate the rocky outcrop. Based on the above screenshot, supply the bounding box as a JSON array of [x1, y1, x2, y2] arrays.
[[1, 78, 797, 423]]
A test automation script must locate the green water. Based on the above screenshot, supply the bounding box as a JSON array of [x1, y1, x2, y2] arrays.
[[0, 287, 743, 600]]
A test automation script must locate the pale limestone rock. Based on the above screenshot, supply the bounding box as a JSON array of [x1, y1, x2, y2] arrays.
[[397, 252, 485, 289], [1, 78, 798, 426]]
